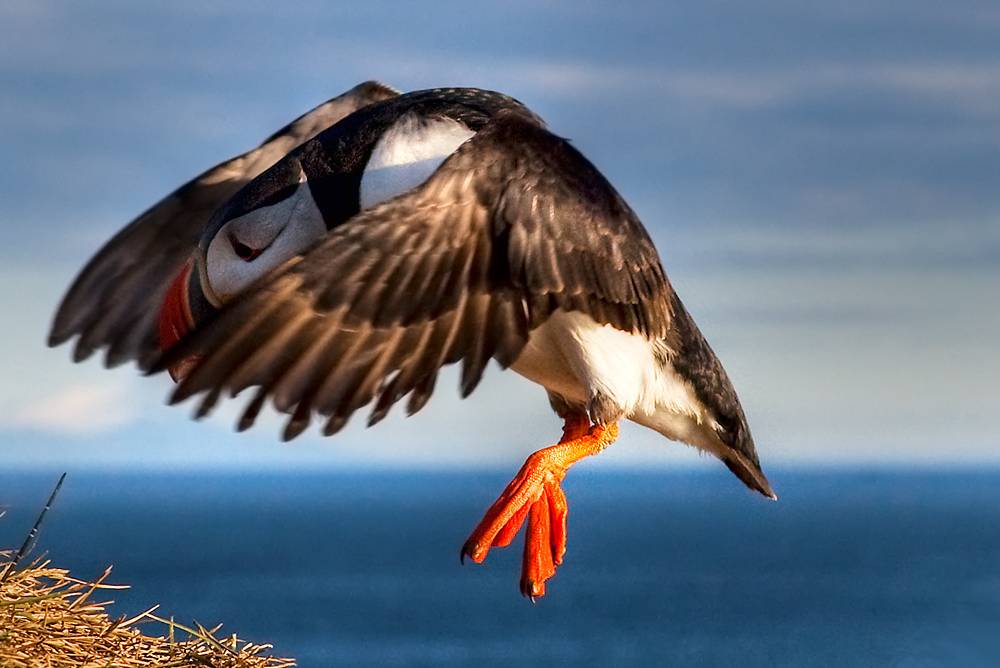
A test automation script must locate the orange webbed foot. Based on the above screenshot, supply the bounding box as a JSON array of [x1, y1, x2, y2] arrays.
[[519, 480, 566, 600], [461, 417, 618, 601]]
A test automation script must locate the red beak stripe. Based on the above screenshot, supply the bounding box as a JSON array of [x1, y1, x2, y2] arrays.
[[158, 259, 200, 382]]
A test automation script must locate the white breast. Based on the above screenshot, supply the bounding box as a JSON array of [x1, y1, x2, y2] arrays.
[[359, 114, 476, 210], [511, 310, 723, 450]]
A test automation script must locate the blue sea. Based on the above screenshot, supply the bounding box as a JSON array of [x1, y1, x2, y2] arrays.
[[2, 471, 999, 667]]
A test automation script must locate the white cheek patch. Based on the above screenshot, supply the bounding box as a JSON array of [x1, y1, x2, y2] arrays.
[[206, 182, 326, 302], [359, 114, 476, 210]]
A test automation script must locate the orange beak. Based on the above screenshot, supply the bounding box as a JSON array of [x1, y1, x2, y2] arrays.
[[158, 259, 202, 382]]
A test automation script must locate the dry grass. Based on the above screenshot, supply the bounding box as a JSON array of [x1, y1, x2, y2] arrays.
[[0, 554, 295, 667]]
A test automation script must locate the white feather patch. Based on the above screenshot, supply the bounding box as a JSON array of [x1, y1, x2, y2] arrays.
[[512, 311, 700, 415], [205, 180, 326, 303], [511, 310, 723, 451], [359, 114, 475, 210]]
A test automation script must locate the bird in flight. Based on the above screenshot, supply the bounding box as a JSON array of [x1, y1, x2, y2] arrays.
[[50, 81, 774, 600]]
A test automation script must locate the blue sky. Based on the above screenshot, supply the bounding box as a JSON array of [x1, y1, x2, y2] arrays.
[[1, 1, 997, 471]]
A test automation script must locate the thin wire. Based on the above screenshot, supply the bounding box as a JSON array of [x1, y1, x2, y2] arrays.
[[0, 472, 67, 584]]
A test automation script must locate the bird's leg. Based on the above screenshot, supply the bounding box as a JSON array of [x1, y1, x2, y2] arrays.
[[461, 416, 619, 600]]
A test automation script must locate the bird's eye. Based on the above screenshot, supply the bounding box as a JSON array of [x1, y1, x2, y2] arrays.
[[229, 233, 262, 262]]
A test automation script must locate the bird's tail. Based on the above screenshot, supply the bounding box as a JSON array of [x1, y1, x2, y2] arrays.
[[721, 446, 776, 500], [653, 291, 777, 500]]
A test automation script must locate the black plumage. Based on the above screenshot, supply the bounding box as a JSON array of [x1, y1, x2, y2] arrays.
[[157, 107, 671, 439], [52, 85, 772, 500], [48, 81, 399, 369], [665, 292, 773, 497]]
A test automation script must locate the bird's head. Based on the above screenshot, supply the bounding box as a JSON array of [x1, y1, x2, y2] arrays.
[[158, 155, 328, 381]]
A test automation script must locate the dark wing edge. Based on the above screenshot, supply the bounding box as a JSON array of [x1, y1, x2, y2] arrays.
[[668, 292, 776, 499], [155, 178, 532, 441], [152, 111, 673, 439], [48, 80, 399, 370], [491, 111, 671, 339]]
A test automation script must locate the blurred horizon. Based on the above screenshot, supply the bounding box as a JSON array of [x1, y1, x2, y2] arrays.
[[1, 1, 998, 472], [4, 468, 1000, 666]]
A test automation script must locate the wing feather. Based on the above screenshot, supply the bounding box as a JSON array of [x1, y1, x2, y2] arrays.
[[154, 111, 673, 437], [49, 81, 399, 369]]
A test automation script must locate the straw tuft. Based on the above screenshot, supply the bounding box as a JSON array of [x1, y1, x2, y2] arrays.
[[0, 555, 295, 667]]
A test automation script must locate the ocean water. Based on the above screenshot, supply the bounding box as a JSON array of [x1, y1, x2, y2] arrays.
[[2, 470, 999, 667]]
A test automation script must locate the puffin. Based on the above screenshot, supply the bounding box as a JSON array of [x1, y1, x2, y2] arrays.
[[50, 82, 775, 600]]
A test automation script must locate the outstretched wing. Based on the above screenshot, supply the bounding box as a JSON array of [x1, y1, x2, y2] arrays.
[[49, 80, 400, 370], [155, 110, 672, 439]]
